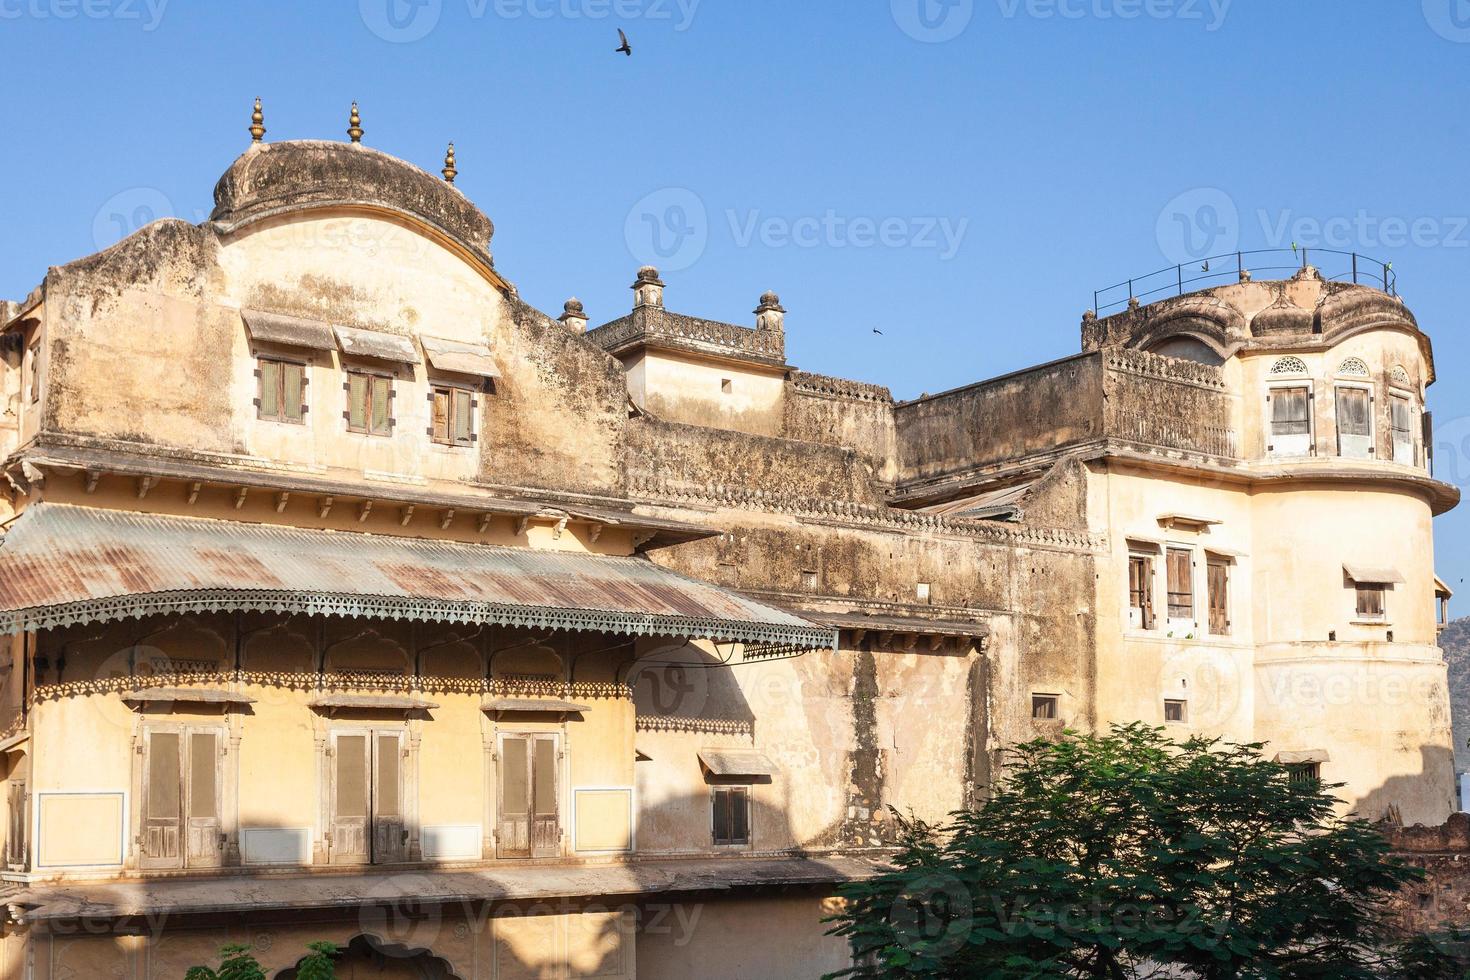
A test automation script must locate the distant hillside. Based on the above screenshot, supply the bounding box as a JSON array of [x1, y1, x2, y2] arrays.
[[1443, 617, 1470, 773]]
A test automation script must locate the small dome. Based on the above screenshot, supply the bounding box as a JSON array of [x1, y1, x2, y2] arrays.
[[636, 265, 661, 282], [759, 290, 781, 306], [564, 297, 585, 314]]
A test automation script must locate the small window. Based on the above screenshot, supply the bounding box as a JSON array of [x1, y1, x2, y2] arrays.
[[1166, 547, 1194, 622], [346, 370, 393, 436], [1206, 556, 1230, 636], [1268, 385, 1312, 456], [256, 357, 307, 423], [430, 385, 476, 447], [26, 342, 40, 404], [1287, 762, 1320, 785], [720, 378, 732, 394], [1335, 386, 1373, 459], [712, 786, 750, 845], [1389, 394, 1414, 464], [1356, 584, 1385, 620], [1031, 694, 1059, 720], [916, 582, 931, 604], [1128, 553, 1155, 629], [1164, 699, 1187, 723], [800, 570, 819, 591]]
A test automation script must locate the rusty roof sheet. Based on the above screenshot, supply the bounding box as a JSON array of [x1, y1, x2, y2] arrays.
[[241, 309, 336, 351], [420, 334, 501, 379], [334, 325, 419, 364], [0, 504, 834, 649]]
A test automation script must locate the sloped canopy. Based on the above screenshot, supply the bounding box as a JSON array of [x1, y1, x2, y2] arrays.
[[420, 335, 501, 379], [241, 309, 336, 351], [0, 504, 836, 650], [1343, 563, 1405, 585]]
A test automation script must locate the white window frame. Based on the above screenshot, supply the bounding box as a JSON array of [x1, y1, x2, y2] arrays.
[[1125, 541, 1160, 632], [1333, 381, 1375, 460], [1164, 542, 1199, 634], [1265, 380, 1315, 458], [1388, 388, 1417, 467]]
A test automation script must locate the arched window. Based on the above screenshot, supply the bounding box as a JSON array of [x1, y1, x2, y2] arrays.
[[1390, 365, 1412, 389], [1337, 356, 1370, 377], [1268, 356, 1308, 375]]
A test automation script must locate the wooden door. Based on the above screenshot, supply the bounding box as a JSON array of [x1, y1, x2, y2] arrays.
[[498, 734, 559, 859], [330, 732, 371, 865], [1206, 559, 1230, 636], [371, 732, 406, 864], [1336, 387, 1372, 458], [184, 730, 223, 868], [141, 730, 182, 869]]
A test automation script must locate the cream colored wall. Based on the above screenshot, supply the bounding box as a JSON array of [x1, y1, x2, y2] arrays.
[[630, 349, 787, 437], [637, 893, 853, 980], [1239, 331, 1428, 466], [1095, 444, 1454, 823]]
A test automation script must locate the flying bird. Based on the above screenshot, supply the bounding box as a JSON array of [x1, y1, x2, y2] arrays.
[[616, 28, 632, 56], [872, 328, 884, 335], [1201, 259, 1210, 272]]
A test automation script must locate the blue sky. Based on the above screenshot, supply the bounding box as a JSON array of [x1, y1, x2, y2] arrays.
[[3, 0, 1469, 602]]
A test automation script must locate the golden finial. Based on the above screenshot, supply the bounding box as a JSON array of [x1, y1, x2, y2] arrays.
[[347, 102, 363, 144], [442, 142, 458, 183], [249, 97, 265, 143]]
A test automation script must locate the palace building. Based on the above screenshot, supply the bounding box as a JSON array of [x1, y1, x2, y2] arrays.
[[0, 110, 1457, 977]]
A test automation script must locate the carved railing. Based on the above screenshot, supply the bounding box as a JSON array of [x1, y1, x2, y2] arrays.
[[1112, 410, 1239, 459], [1104, 348, 1227, 391], [789, 371, 894, 404], [586, 309, 785, 361]]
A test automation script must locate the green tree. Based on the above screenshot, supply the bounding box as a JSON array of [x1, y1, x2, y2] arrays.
[[826, 723, 1421, 979], [184, 941, 337, 980]]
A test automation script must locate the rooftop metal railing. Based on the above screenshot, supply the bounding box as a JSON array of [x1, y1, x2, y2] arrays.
[[1092, 248, 1397, 317]]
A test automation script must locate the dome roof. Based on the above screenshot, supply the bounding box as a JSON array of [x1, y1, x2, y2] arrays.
[[209, 140, 496, 268]]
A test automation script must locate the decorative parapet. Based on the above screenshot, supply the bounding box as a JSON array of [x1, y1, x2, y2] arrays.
[[789, 371, 894, 405], [627, 475, 1101, 551], [33, 671, 632, 702], [1104, 347, 1227, 391], [1112, 411, 1238, 459], [635, 715, 754, 736], [586, 307, 786, 365]]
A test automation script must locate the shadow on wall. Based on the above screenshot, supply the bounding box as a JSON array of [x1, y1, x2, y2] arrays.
[[1351, 743, 1458, 825]]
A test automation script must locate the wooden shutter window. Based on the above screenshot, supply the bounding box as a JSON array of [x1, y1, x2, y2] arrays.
[[1272, 387, 1310, 435], [258, 359, 281, 420], [1166, 548, 1194, 620], [1337, 387, 1371, 436], [370, 376, 392, 435], [713, 786, 750, 845], [282, 363, 306, 422], [430, 387, 451, 443], [1128, 554, 1155, 629], [453, 389, 474, 446], [1356, 585, 1385, 619], [347, 372, 369, 431], [1207, 557, 1230, 635]]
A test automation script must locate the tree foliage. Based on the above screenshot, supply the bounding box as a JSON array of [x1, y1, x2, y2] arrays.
[[826, 723, 1424, 979], [184, 941, 338, 980]]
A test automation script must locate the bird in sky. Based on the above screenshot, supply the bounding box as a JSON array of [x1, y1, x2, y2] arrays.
[[1201, 259, 1210, 272], [616, 29, 632, 56], [872, 328, 884, 335]]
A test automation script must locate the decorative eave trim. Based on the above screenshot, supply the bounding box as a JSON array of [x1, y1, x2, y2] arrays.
[[0, 588, 838, 651]]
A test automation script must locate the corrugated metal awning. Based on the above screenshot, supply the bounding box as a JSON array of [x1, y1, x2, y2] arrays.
[[1343, 563, 1405, 585], [335, 325, 419, 364], [698, 749, 780, 778], [809, 610, 990, 639], [482, 698, 589, 714], [241, 310, 336, 351], [421, 335, 501, 379], [0, 504, 835, 650]]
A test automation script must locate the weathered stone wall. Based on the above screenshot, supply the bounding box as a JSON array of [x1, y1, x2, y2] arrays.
[[783, 371, 899, 486], [1383, 816, 1470, 934]]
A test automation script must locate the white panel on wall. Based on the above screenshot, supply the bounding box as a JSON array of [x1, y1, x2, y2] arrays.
[[240, 827, 312, 866], [421, 824, 481, 861]]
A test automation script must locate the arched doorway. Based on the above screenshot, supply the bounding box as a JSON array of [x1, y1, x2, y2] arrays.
[[278, 934, 459, 979]]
